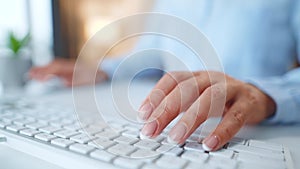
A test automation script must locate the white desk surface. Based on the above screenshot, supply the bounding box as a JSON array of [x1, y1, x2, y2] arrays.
[[1, 80, 300, 169]]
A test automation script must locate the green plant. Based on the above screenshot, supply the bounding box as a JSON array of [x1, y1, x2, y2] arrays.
[[7, 31, 30, 56]]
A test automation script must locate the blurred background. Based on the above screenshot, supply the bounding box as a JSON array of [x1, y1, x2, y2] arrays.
[[0, 0, 154, 63], [0, 0, 154, 92]]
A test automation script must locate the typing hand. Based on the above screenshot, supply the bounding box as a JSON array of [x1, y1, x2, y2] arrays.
[[138, 71, 276, 151], [29, 58, 107, 87]]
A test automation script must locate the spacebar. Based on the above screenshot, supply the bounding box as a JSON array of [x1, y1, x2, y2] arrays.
[[0, 131, 121, 169]]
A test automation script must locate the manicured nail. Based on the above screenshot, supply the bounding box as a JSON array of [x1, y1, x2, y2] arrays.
[[202, 135, 219, 151], [138, 103, 152, 122], [167, 123, 187, 144], [140, 121, 157, 139]]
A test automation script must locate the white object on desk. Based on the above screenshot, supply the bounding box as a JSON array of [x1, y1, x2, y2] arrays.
[[0, 81, 299, 169], [0, 144, 64, 169], [25, 77, 65, 95]]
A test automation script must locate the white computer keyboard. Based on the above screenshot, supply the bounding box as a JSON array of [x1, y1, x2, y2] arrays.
[[0, 99, 294, 169]]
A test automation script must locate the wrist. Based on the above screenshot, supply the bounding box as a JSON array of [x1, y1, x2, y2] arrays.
[[250, 83, 276, 119]]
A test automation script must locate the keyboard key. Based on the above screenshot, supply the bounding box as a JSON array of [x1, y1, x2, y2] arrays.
[[6, 124, 26, 132], [107, 144, 137, 156], [184, 142, 205, 152], [124, 125, 140, 132], [130, 149, 159, 159], [229, 137, 246, 145], [37, 118, 50, 124], [0, 120, 11, 128], [114, 135, 139, 145], [156, 144, 183, 156], [0, 135, 6, 142], [114, 157, 144, 169], [35, 133, 57, 142], [78, 126, 103, 135], [64, 124, 85, 131], [156, 144, 174, 153], [13, 118, 35, 126], [88, 123, 108, 130], [105, 128, 125, 133], [156, 155, 187, 169], [207, 156, 237, 169], [185, 162, 205, 169], [239, 159, 286, 169], [248, 140, 283, 152], [228, 144, 283, 158], [142, 164, 161, 169], [237, 151, 285, 162], [39, 126, 62, 134], [186, 135, 201, 142], [70, 133, 96, 144], [20, 128, 41, 137], [51, 138, 75, 148], [50, 120, 66, 127], [109, 121, 125, 129], [134, 140, 160, 150], [88, 138, 115, 149], [161, 138, 183, 147], [164, 147, 183, 156], [141, 135, 165, 142], [181, 150, 208, 163], [26, 122, 47, 130], [90, 150, 116, 162], [122, 130, 140, 138], [2, 115, 23, 123], [69, 143, 95, 154], [95, 130, 120, 140], [54, 130, 80, 139], [209, 149, 234, 158]]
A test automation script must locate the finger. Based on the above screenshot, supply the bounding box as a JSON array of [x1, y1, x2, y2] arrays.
[[167, 83, 236, 144], [28, 67, 40, 78], [140, 74, 212, 138], [202, 98, 250, 151], [138, 71, 197, 121], [28, 66, 49, 80]]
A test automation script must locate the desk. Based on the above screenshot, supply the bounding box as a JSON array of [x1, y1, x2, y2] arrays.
[[1, 81, 300, 169]]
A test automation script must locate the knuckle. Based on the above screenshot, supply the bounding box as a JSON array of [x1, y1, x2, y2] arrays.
[[164, 98, 180, 115], [176, 81, 186, 90], [177, 80, 193, 91], [224, 127, 233, 138], [247, 92, 259, 106], [232, 110, 246, 126], [195, 109, 205, 120], [208, 85, 226, 99], [164, 104, 178, 116], [241, 85, 260, 106]]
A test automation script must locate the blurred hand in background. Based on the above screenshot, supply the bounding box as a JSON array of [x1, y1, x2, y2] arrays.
[[29, 58, 107, 87]]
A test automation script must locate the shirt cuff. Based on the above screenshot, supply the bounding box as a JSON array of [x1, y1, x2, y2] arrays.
[[245, 78, 299, 124]]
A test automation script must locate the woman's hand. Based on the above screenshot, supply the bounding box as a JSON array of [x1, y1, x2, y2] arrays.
[[138, 71, 276, 151], [29, 58, 107, 87]]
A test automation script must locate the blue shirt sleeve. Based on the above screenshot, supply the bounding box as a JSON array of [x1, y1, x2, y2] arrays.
[[247, 0, 300, 124]]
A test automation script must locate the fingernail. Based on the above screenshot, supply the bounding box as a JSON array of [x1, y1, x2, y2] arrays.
[[140, 121, 157, 139], [167, 123, 187, 144], [138, 103, 152, 122], [202, 135, 219, 151]]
